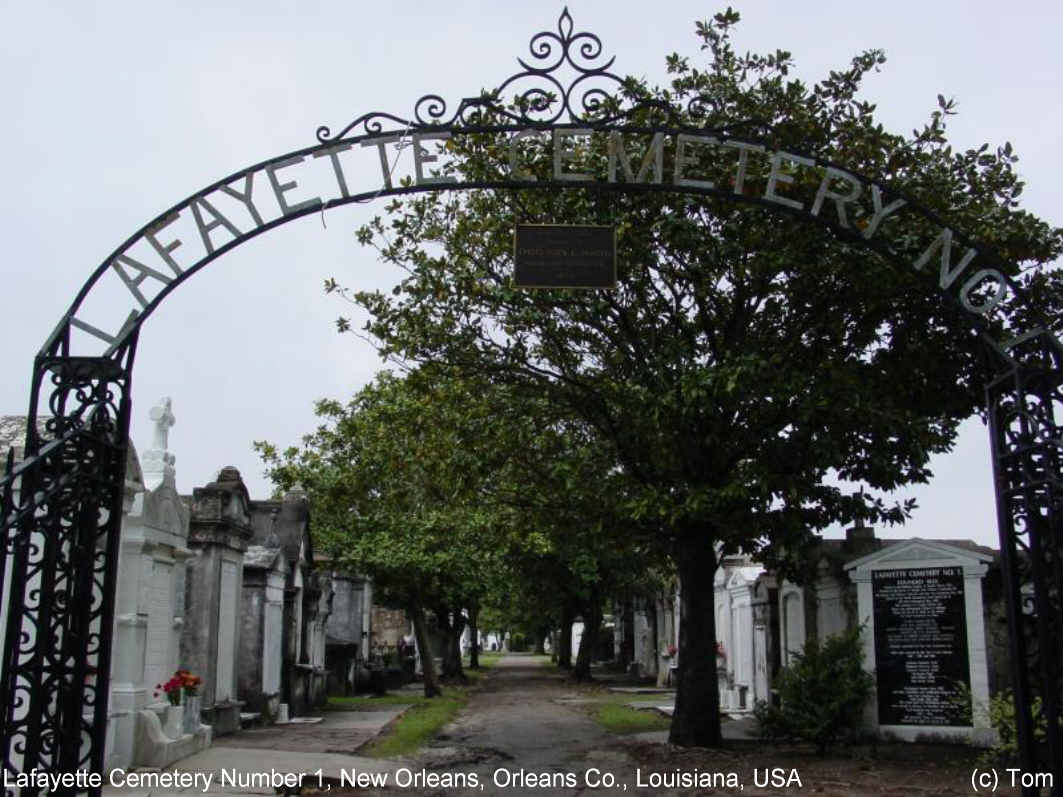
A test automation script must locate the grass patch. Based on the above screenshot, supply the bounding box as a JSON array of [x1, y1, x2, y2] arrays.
[[360, 653, 516, 756], [327, 694, 428, 709], [471, 651, 504, 669], [593, 703, 672, 734], [361, 690, 469, 758]]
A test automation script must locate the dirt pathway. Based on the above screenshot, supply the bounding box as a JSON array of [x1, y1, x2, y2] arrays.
[[413, 652, 632, 795], [333, 654, 1023, 797]]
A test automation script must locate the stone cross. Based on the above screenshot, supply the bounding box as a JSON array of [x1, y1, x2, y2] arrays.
[[143, 397, 177, 490], [149, 397, 176, 451]]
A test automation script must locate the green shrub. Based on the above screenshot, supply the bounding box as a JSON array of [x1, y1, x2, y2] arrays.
[[754, 625, 874, 754], [985, 690, 1026, 764], [979, 689, 1062, 766]]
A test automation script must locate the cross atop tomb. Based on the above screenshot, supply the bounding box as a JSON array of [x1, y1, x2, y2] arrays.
[[143, 397, 177, 490], [149, 397, 176, 451]]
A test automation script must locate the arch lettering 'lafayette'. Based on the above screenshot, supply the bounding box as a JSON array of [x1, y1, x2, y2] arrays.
[[61, 122, 1027, 361], [4, 9, 1060, 796]]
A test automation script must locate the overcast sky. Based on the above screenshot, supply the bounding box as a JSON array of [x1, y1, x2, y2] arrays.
[[2, 1, 1060, 549]]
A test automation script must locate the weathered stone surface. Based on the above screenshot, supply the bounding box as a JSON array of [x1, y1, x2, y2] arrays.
[[183, 465, 254, 736]]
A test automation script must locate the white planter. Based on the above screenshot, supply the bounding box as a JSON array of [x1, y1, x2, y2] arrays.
[[163, 704, 183, 739], [182, 695, 201, 735]]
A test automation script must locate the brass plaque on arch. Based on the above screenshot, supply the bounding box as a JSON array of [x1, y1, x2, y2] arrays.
[[514, 224, 616, 289]]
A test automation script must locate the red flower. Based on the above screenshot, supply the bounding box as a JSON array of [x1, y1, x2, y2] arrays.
[[157, 668, 201, 704]]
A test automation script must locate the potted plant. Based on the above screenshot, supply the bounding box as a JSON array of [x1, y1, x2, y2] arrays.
[[154, 674, 184, 738], [154, 669, 202, 737]]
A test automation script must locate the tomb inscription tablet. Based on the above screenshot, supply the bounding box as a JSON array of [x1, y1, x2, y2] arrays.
[[872, 567, 971, 726]]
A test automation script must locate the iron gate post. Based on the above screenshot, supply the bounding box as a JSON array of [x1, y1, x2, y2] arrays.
[[1, 339, 136, 797], [986, 331, 1063, 797]]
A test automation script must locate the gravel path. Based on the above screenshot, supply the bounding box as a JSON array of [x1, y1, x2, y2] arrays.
[[322, 653, 1021, 797], [413, 652, 632, 796]]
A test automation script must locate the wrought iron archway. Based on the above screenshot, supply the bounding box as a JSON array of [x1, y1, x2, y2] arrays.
[[1, 9, 1060, 795]]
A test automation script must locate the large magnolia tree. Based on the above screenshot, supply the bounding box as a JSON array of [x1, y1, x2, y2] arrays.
[[333, 10, 1062, 745]]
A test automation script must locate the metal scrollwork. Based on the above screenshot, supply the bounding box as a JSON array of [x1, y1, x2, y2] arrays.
[[1, 344, 135, 795], [987, 330, 1063, 795], [316, 7, 769, 143], [491, 7, 619, 126]]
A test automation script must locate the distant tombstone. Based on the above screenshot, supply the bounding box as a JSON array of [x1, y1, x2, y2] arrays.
[[846, 539, 995, 744]]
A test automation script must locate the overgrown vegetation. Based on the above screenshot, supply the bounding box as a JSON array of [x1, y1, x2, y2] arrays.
[[754, 626, 874, 754], [978, 689, 1063, 767]]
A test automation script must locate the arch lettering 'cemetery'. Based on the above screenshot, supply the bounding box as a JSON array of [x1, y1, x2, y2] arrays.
[[71, 124, 1017, 359], [4, 8, 1061, 796]]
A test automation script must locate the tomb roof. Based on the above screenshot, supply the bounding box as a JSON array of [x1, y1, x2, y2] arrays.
[[249, 495, 312, 565], [244, 544, 285, 571], [727, 565, 766, 588], [203, 465, 251, 502], [818, 536, 996, 564], [844, 537, 996, 571]]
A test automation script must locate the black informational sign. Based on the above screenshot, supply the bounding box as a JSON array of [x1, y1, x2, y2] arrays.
[[513, 225, 616, 288], [872, 567, 971, 726]]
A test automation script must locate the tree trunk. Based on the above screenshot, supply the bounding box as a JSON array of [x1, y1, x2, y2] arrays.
[[439, 608, 467, 683], [649, 592, 659, 681], [534, 624, 549, 655], [668, 535, 722, 746], [468, 606, 480, 669], [572, 594, 602, 682], [557, 603, 574, 669], [619, 596, 635, 669], [410, 605, 441, 698]]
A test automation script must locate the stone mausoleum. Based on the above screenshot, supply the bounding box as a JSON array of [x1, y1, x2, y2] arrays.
[[1, 398, 379, 772], [617, 524, 1008, 743]]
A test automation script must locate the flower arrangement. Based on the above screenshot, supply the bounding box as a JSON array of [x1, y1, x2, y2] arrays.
[[155, 675, 182, 706], [178, 669, 202, 697], [154, 669, 201, 706], [663, 643, 677, 658]]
